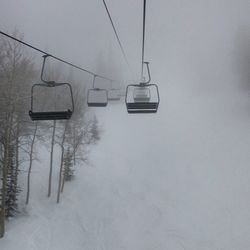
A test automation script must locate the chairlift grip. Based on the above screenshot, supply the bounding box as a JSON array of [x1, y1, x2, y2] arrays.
[[41, 55, 56, 86], [140, 62, 151, 86]]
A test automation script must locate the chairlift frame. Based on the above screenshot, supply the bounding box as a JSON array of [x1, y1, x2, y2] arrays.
[[29, 55, 74, 121], [125, 62, 160, 113], [87, 75, 108, 107]]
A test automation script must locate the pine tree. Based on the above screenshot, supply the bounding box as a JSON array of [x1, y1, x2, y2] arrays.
[[63, 148, 74, 182], [5, 144, 20, 218], [90, 116, 100, 143]]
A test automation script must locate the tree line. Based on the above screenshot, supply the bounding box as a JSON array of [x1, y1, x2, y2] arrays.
[[0, 31, 101, 238]]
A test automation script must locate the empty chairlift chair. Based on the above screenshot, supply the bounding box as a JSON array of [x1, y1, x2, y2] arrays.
[[87, 75, 108, 107], [29, 55, 74, 121], [126, 84, 159, 113], [125, 62, 160, 113], [108, 81, 121, 101], [108, 88, 121, 101]]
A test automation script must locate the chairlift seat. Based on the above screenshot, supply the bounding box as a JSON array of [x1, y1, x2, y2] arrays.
[[126, 102, 158, 113], [134, 95, 150, 102], [108, 97, 120, 101], [87, 102, 107, 107], [29, 110, 72, 120]]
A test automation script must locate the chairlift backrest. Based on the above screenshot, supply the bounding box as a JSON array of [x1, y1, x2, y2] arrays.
[[133, 87, 151, 102], [29, 82, 74, 120]]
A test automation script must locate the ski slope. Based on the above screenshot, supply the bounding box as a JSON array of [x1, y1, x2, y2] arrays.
[[1, 87, 250, 250]]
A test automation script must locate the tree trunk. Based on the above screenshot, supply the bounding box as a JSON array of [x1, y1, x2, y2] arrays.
[[48, 120, 56, 197], [25, 122, 38, 205], [13, 122, 20, 200], [57, 123, 67, 203], [0, 119, 11, 238], [73, 126, 76, 166], [61, 164, 66, 193]]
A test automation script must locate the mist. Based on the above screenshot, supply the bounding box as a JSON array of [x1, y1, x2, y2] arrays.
[[0, 0, 250, 249], [1, 0, 248, 94]]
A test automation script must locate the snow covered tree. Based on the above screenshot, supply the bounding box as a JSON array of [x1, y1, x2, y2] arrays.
[[5, 144, 21, 218], [63, 147, 74, 182], [25, 122, 38, 205], [90, 115, 100, 143], [0, 30, 36, 237]]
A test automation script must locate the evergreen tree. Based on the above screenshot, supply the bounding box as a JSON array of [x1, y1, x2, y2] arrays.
[[5, 144, 20, 218], [63, 148, 74, 182], [90, 116, 100, 143]]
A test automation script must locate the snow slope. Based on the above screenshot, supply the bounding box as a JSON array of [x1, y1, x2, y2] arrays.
[[1, 87, 250, 250]]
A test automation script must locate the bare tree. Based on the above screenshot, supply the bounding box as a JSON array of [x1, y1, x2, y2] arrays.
[[0, 30, 36, 237], [48, 120, 56, 197], [25, 122, 38, 205], [56, 121, 68, 203]]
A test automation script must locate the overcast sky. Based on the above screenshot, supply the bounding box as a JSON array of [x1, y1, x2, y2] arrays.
[[0, 0, 249, 93]]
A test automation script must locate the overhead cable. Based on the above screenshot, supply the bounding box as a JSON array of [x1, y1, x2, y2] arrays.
[[141, 0, 147, 79], [0, 30, 113, 81], [101, 0, 135, 78]]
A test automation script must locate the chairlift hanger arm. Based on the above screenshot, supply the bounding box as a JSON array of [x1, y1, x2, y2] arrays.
[[140, 62, 151, 85], [41, 55, 55, 85], [141, 0, 147, 79], [92, 74, 97, 88]]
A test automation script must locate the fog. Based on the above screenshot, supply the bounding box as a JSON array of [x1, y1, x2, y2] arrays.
[[0, 0, 250, 249], [1, 0, 249, 93]]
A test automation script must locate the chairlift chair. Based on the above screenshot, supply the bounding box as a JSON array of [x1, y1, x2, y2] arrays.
[[108, 90, 121, 101], [29, 83, 74, 120], [87, 75, 108, 107], [107, 81, 121, 101], [126, 84, 159, 113], [29, 55, 74, 121], [125, 62, 160, 113]]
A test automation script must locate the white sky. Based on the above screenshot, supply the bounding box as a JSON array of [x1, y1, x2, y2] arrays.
[[0, 0, 249, 92]]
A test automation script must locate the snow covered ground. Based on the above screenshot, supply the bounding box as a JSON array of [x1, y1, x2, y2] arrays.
[[1, 87, 250, 250]]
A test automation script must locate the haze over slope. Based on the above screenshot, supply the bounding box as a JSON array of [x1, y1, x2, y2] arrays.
[[1, 87, 250, 249], [0, 0, 250, 249]]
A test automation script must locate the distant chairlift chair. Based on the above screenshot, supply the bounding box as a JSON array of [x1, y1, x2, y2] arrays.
[[108, 81, 121, 101], [87, 75, 108, 107]]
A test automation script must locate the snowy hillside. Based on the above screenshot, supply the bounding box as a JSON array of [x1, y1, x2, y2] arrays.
[[1, 86, 250, 250]]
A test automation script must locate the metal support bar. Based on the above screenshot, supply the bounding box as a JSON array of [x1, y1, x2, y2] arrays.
[[40, 55, 56, 86], [140, 62, 151, 86], [92, 74, 97, 88]]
